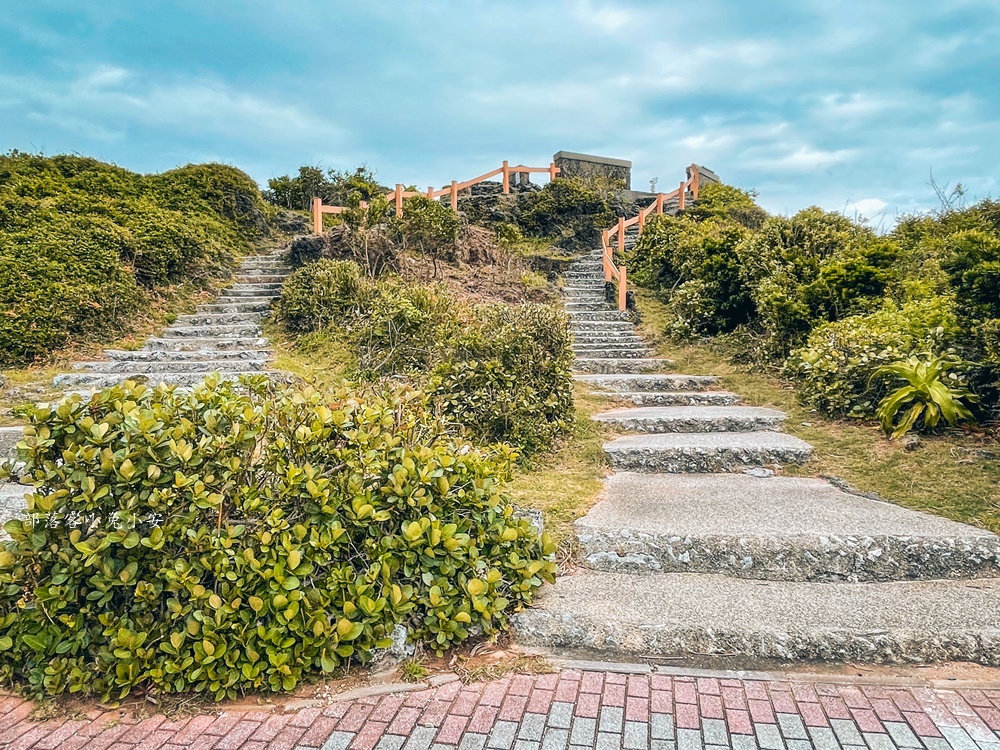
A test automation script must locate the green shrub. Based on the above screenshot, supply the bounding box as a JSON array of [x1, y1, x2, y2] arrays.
[[265, 166, 385, 211], [396, 196, 460, 273], [940, 229, 1000, 320], [429, 304, 575, 457], [683, 183, 768, 229], [515, 178, 614, 250], [875, 353, 978, 438], [0, 377, 555, 701], [786, 297, 960, 418], [275, 259, 375, 334]]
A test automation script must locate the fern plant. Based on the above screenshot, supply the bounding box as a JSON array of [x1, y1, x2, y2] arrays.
[[874, 353, 978, 438]]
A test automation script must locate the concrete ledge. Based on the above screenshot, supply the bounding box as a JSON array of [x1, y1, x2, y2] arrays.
[[604, 431, 812, 472]]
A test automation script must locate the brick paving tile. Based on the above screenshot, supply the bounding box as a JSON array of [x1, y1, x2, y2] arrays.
[[674, 681, 697, 704], [650, 689, 671, 714], [553, 678, 579, 704], [498, 694, 529, 722], [699, 693, 725, 719], [871, 697, 906, 722], [624, 696, 648, 723], [626, 675, 649, 699], [418, 700, 453, 728], [580, 672, 605, 694], [481, 681, 509, 707], [468, 705, 498, 734], [725, 708, 754, 735], [797, 700, 829, 727], [372, 695, 407, 723], [508, 674, 535, 697], [675, 701, 700, 730], [604, 673, 627, 686], [389, 706, 422, 735], [818, 694, 851, 720], [353, 719, 390, 750], [452, 689, 485, 717], [211, 719, 262, 749], [722, 686, 747, 711], [525, 688, 554, 714], [436, 713, 469, 744], [748, 698, 777, 724], [574, 692, 601, 719], [767, 687, 798, 714], [340, 702, 377, 732], [696, 677, 721, 696], [297, 715, 341, 746], [600, 683, 626, 707]]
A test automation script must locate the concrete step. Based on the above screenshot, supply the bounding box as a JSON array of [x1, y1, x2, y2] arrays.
[[604, 431, 812, 472], [594, 405, 786, 433], [565, 302, 614, 313], [70, 359, 268, 374], [596, 391, 742, 406], [574, 358, 673, 374], [511, 570, 1000, 665], [232, 274, 288, 284], [104, 349, 272, 362], [569, 321, 635, 333], [162, 324, 263, 339], [563, 293, 606, 303], [54, 371, 269, 389], [215, 294, 280, 304], [1, 427, 20, 464], [144, 337, 269, 351], [174, 312, 266, 326], [573, 373, 720, 392], [226, 284, 283, 295], [572, 347, 652, 359], [198, 301, 274, 313], [567, 311, 631, 322], [575, 473, 1000, 581], [571, 335, 646, 346]]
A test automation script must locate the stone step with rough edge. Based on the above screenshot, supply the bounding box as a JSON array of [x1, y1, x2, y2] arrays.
[[70, 359, 268, 374], [571, 335, 646, 347], [569, 322, 635, 333], [565, 302, 614, 313], [575, 473, 1000, 582], [197, 301, 274, 314], [222, 286, 283, 297], [595, 390, 742, 407], [104, 349, 272, 362], [567, 311, 631, 322], [511, 570, 1000, 665], [604, 431, 812, 472], [1, 426, 21, 464], [573, 373, 720, 392], [54, 370, 271, 389], [174, 312, 266, 326], [574, 358, 673, 374], [572, 346, 652, 359], [236, 264, 290, 274], [162, 324, 263, 339], [594, 405, 786, 433], [232, 274, 289, 284], [144, 337, 270, 351]]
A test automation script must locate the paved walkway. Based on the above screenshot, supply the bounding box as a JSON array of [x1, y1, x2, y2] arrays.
[[2, 668, 1000, 749]]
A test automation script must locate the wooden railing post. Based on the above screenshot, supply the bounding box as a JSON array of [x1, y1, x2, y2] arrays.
[[394, 184, 404, 217], [690, 164, 701, 199], [549, 162, 558, 181], [427, 186, 434, 200], [656, 192, 664, 214], [618, 265, 627, 311], [450, 180, 458, 211], [502, 161, 510, 194], [617, 217, 625, 254], [638, 210, 645, 233], [677, 180, 686, 211], [312, 197, 322, 234], [602, 230, 612, 281]]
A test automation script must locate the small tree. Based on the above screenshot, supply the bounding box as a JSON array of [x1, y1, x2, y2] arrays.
[[397, 196, 460, 277]]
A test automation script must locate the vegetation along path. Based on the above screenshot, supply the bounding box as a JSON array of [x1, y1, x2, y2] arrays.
[[512, 242, 1000, 665]]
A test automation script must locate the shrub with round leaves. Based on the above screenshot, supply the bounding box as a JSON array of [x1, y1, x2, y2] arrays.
[[0, 376, 555, 701]]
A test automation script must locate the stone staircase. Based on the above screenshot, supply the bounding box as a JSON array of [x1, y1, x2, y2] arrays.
[[53, 252, 290, 390], [513, 245, 1000, 666]]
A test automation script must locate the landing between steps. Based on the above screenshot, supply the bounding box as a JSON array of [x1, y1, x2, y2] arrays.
[[576, 473, 1000, 581], [512, 570, 1000, 665]]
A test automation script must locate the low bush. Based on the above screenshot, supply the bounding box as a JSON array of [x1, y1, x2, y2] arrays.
[[515, 178, 614, 250], [0, 153, 271, 367], [0, 377, 555, 701], [875, 353, 978, 438], [786, 297, 960, 418]]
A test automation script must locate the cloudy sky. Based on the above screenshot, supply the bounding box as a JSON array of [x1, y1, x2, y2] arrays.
[[2, 1, 998, 223]]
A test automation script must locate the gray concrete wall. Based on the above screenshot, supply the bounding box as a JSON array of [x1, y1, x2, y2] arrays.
[[553, 151, 631, 190]]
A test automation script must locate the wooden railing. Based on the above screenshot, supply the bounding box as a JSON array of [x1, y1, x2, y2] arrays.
[[601, 163, 705, 310], [311, 161, 560, 234]]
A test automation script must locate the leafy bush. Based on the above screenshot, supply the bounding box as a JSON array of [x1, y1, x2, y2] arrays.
[[786, 297, 959, 418], [265, 166, 386, 211], [515, 178, 614, 250], [0, 153, 270, 367], [683, 183, 769, 229], [0, 377, 555, 701], [396, 196, 460, 274], [875, 354, 978, 438], [274, 259, 375, 334], [430, 304, 575, 456]]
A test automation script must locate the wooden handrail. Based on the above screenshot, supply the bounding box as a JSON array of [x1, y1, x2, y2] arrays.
[[601, 164, 705, 311], [312, 160, 561, 228]]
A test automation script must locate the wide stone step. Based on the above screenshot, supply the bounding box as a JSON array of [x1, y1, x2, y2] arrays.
[[53, 371, 270, 389], [198, 301, 274, 313], [604, 431, 812, 472], [175, 312, 266, 326], [163, 324, 262, 339], [572, 347, 652, 359], [104, 349, 272, 362], [595, 405, 786, 433], [597, 390, 742, 406], [575, 358, 673, 374], [511, 571, 1000, 665], [215, 294, 280, 304], [232, 274, 288, 284], [563, 293, 606, 302], [227, 284, 283, 295], [574, 374, 719, 392], [575, 473, 1000, 581], [70, 359, 268, 374], [567, 311, 630, 322], [571, 335, 646, 346], [565, 302, 614, 313], [1, 427, 20, 463], [144, 337, 269, 351]]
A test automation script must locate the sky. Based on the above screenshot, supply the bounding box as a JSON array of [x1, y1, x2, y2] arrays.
[[2, 0, 999, 224]]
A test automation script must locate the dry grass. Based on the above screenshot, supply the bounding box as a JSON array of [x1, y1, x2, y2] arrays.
[[633, 288, 1000, 533]]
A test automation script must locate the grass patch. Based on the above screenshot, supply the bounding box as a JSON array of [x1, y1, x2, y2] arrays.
[[634, 288, 1000, 533]]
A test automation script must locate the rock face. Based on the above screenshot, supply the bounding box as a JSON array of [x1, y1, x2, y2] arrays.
[[513, 240, 1000, 666], [53, 253, 291, 389]]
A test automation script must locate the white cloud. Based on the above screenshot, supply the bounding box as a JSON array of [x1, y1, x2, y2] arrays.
[[757, 146, 858, 172], [852, 198, 888, 216]]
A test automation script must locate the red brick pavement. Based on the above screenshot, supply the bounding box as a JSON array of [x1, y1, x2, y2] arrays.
[[0, 669, 998, 748]]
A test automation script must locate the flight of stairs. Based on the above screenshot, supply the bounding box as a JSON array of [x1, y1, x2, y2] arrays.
[[513, 245, 1000, 666], [53, 252, 290, 390]]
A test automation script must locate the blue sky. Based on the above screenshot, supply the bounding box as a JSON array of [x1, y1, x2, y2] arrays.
[[2, 0, 998, 223]]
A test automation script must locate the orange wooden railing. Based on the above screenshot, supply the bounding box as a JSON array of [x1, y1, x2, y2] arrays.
[[601, 164, 704, 310], [311, 161, 560, 234]]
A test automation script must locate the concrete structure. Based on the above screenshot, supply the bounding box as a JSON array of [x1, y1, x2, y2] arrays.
[[553, 151, 632, 190]]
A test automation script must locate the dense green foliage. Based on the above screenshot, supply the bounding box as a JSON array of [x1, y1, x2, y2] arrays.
[[514, 178, 615, 250], [0, 377, 555, 701], [265, 166, 385, 211], [0, 153, 272, 367], [276, 260, 573, 456], [629, 181, 1000, 431]]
